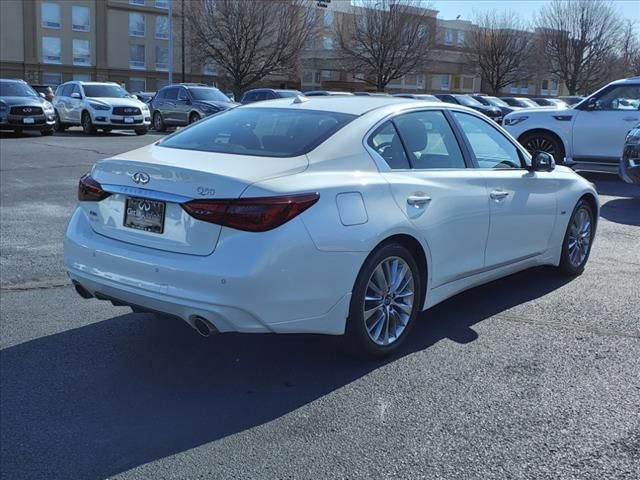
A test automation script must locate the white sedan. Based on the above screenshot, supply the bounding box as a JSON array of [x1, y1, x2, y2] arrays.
[[64, 96, 599, 356]]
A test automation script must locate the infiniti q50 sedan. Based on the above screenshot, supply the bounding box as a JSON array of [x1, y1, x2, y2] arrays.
[[64, 96, 599, 356]]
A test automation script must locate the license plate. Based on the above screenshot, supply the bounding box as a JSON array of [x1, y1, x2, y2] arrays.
[[23, 117, 35, 124], [124, 197, 165, 233], [124, 117, 134, 123]]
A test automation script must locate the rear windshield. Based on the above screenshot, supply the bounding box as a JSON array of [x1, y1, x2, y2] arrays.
[[159, 108, 356, 157]]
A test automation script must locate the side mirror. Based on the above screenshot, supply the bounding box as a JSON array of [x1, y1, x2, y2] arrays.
[[584, 97, 598, 111], [39, 92, 46, 99], [71, 92, 82, 99], [530, 151, 556, 172]]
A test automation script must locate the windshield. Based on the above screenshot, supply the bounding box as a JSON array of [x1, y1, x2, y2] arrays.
[[189, 87, 230, 102], [160, 108, 356, 157], [0, 82, 38, 98], [485, 97, 509, 107], [454, 95, 483, 107], [519, 98, 539, 108], [277, 90, 302, 98], [83, 84, 130, 98]]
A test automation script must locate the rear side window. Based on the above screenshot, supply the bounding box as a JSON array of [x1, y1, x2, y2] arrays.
[[159, 108, 356, 157], [367, 121, 410, 169]]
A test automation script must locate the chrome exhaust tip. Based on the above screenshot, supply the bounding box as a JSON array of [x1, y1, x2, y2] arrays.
[[72, 281, 93, 299], [193, 316, 218, 337]]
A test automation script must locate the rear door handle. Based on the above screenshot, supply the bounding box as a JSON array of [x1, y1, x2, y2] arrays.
[[490, 190, 510, 200], [407, 194, 432, 206]]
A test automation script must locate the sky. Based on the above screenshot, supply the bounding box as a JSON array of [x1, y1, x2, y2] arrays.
[[430, 0, 640, 23]]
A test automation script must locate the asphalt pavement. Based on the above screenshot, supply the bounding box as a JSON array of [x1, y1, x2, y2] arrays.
[[1, 128, 639, 480]]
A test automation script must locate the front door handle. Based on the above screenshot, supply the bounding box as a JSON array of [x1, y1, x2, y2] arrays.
[[407, 194, 432, 206], [623, 117, 638, 122], [490, 190, 510, 200]]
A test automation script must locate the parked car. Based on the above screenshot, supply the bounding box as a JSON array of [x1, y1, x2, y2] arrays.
[[65, 95, 598, 357], [150, 84, 235, 132], [503, 77, 640, 170], [0, 79, 55, 135], [500, 97, 541, 108], [557, 96, 585, 106], [471, 95, 521, 117], [133, 91, 155, 104], [620, 123, 640, 184], [304, 91, 354, 96], [532, 98, 569, 108], [31, 84, 55, 102], [393, 93, 441, 102], [434, 94, 503, 123], [53, 81, 151, 135], [240, 88, 302, 104], [353, 91, 391, 96]]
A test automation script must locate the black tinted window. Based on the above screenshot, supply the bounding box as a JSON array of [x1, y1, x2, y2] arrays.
[[60, 84, 72, 97], [160, 108, 356, 157], [155, 88, 166, 99], [164, 87, 178, 100]]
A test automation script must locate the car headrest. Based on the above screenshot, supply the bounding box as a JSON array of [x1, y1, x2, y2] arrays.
[[396, 117, 427, 152]]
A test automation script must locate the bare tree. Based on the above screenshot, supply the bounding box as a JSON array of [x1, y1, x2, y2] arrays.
[[187, 0, 314, 99], [535, 0, 622, 95], [619, 20, 640, 77], [335, 0, 434, 92], [465, 12, 533, 96]]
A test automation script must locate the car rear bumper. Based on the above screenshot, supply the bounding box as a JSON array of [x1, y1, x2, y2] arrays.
[[64, 208, 362, 335]]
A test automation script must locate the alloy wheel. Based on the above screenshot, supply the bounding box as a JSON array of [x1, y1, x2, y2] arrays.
[[525, 136, 556, 156], [362, 256, 415, 346], [567, 206, 592, 267]]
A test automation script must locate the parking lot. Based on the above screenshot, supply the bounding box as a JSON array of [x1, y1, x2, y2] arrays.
[[1, 129, 639, 479]]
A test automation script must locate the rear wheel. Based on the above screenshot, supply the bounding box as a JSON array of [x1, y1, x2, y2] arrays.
[[189, 112, 200, 124], [153, 111, 166, 132], [520, 132, 565, 165], [345, 242, 422, 357], [40, 128, 54, 136], [54, 111, 67, 132], [102, 127, 112, 134], [558, 199, 595, 275], [81, 111, 96, 135], [135, 127, 148, 136]]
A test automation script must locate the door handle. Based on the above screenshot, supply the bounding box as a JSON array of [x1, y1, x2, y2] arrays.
[[623, 117, 638, 122], [490, 190, 510, 200], [407, 194, 432, 206]]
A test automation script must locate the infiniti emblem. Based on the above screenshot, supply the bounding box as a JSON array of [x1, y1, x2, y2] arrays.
[[132, 172, 150, 184], [24, 108, 32, 113]]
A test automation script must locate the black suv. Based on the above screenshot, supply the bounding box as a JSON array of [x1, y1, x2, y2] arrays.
[[150, 84, 235, 131], [434, 94, 503, 123], [240, 88, 302, 104], [0, 79, 56, 135]]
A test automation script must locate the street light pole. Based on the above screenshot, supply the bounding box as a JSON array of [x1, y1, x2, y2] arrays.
[[168, 0, 174, 84]]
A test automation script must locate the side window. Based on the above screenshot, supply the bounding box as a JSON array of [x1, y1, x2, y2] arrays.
[[453, 112, 523, 169], [367, 121, 410, 169], [177, 87, 188, 101], [70, 84, 82, 97], [394, 110, 466, 169], [155, 88, 165, 100], [254, 91, 268, 101], [59, 84, 71, 97], [242, 92, 254, 103], [595, 85, 640, 111], [164, 87, 178, 100]]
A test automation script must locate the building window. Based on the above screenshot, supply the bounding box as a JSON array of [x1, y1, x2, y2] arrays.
[[155, 16, 169, 39], [354, 72, 365, 82], [324, 10, 334, 29], [541, 79, 549, 94], [462, 76, 474, 90], [72, 39, 91, 66], [42, 72, 62, 86], [314, 71, 321, 83], [519, 81, 529, 94], [323, 36, 334, 50], [155, 0, 169, 8], [72, 6, 90, 32], [129, 44, 145, 69], [129, 0, 145, 5], [203, 63, 217, 76], [444, 30, 453, 45], [321, 70, 332, 80], [155, 46, 169, 71], [302, 70, 313, 83], [42, 37, 61, 64], [129, 77, 146, 92], [129, 13, 145, 37], [550, 79, 558, 95], [73, 73, 91, 81], [418, 25, 428, 39], [457, 31, 465, 47], [417, 75, 424, 88], [42, 3, 61, 29], [441, 74, 450, 90]]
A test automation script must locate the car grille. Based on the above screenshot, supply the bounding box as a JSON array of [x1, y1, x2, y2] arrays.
[[10, 106, 44, 116], [112, 106, 141, 116]]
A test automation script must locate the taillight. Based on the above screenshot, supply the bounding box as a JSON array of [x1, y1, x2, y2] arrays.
[[78, 173, 111, 201], [181, 193, 320, 232]]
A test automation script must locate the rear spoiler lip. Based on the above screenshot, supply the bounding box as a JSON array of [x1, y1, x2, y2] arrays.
[[101, 184, 193, 203]]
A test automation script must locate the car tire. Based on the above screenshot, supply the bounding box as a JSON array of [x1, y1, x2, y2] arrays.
[[189, 112, 201, 125], [153, 112, 166, 132], [102, 127, 112, 134], [81, 111, 96, 135], [344, 242, 422, 357], [54, 111, 67, 132], [135, 127, 148, 136], [558, 199, 595, 276], [520, 132, 566, 165], [40, 128, 54, 136], [13, 128, 22, 136]]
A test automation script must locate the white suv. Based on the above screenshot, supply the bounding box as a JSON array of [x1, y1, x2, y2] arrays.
[[503, 77, 640, 172], [53, 81, 151, 135]]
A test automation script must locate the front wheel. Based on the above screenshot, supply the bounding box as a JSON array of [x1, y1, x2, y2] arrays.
[[40, 128, 54, 136], [54, 111, 67, 132], [558, 199, 595, 275], [81, 111, 96, 135], [135, 127, 148, 136], [189, 112, 201, 124], [153, 111, 166, 132], [345, 243, 422, 357], [520, 132, 565, 165]]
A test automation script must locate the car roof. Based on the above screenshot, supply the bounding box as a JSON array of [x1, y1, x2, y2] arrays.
[[238, 95, 437, 116], [0, 78, 26, 83]]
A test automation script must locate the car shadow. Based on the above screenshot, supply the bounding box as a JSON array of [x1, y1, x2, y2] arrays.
[[579, 172, 640, 226], [0, 266, 572, 480]]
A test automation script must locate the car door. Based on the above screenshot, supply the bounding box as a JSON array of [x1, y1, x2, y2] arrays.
[[161, 87, 178, 123], [176, 87, 190, 125], [572, 83, 640, 163], [68, 84, 83, 124], [370, 110, 491, 288], [451, 111, 558, 268], [54, 84, 70, 121]]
